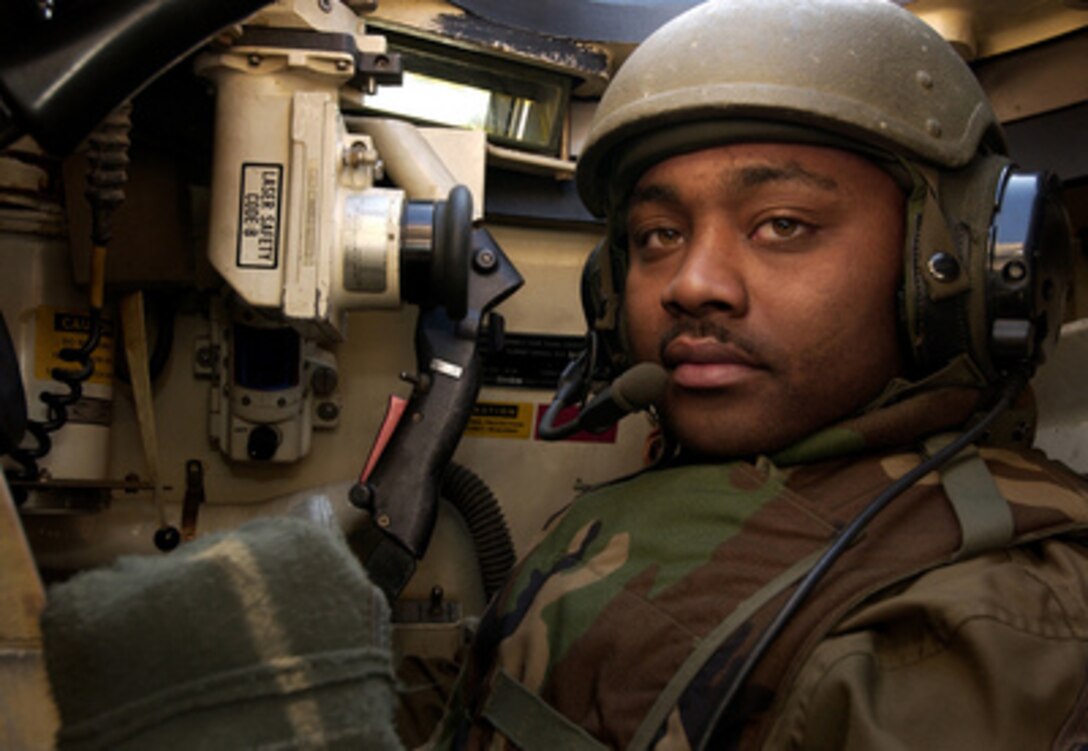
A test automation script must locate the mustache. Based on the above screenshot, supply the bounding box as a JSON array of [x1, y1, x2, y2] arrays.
[[657, 320, 763, 363]]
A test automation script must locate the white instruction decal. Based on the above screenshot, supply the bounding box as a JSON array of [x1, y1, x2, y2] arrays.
[[237, 163, 283, 268]]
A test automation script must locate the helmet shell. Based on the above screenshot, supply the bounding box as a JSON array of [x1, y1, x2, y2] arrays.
[[577, 0, 1005, 215]]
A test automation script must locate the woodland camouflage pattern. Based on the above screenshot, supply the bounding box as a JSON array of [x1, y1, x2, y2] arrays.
[[437, 374, 1088, 750]]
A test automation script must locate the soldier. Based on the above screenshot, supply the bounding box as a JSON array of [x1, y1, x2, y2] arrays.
[[438, 0, 1088, 748]]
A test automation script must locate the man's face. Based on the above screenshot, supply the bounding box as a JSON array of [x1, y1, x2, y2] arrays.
[[622, 142, 905, 458]]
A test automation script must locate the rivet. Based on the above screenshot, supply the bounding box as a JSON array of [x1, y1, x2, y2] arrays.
[[247, 54, 262, 67], [473, 247, 498, 273], [377, 513, 391, 528], [925, 118, 942, 138], [348, 483, 373, 509], [915, 70, 934, 89], [1003, 260, 1027, 283], [927, 251, 960, 282]]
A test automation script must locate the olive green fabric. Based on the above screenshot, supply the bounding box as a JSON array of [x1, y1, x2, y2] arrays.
[[926, 433, 1015, 558], [766, 540, 1088, 750], [41, 517, 402, 751], [482, 669, 608, 751], [437, 383, 1088, 750]]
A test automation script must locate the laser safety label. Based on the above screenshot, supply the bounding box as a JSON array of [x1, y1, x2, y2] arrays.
[[237, 163, 283, 269]]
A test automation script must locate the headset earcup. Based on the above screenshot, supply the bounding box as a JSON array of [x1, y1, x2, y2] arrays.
[[901, 162, 980, 379], [904, 158, 1072, 382], [987, 168, 1073, 372]]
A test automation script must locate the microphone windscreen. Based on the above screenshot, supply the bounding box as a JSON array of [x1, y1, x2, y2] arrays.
[[612, 362, 668, 412]]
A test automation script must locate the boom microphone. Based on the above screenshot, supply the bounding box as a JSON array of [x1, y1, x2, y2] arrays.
[[578, 362, 668, 433], [539, 362, 667, 440]]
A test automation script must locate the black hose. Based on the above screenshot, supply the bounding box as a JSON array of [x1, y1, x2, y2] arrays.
[[440, 462, 516, 602], [0, 0, 272, 156]]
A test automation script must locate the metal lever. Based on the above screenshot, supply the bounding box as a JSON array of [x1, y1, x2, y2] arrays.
[[348, 227, 522, 601]]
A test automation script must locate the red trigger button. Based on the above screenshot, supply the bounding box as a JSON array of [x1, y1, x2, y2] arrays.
[[360, 394, 408, 483]]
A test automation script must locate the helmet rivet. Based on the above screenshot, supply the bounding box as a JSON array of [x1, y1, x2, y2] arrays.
[[915, 70, 934, 89], [927, 252, 960, 282], [925, 118, 943, 138]]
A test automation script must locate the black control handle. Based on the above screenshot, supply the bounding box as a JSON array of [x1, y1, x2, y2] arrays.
[[349, 226, 522, 601]]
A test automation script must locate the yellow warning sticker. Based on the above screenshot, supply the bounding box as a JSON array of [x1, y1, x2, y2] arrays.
[[465, 401, 533, 440], [35, 307, 115, 386]]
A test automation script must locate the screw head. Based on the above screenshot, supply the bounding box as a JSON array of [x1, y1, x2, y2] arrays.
[[349, 483, 373, 510], [473, 248, 498, 273], [927, 251, 960, 282]]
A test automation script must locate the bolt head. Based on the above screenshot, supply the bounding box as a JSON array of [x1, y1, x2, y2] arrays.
[[473, 248, 498, 273], [927, 251, 960, 282], [349, 483, 374, 510]]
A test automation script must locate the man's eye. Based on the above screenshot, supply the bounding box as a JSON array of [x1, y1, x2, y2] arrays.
[[634, 227, 684, 250], [754, 216, 809, 243]]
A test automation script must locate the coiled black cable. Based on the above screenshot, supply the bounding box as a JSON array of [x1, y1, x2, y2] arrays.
[[5, 311, 106, 504], [3, 104, 130, 503]]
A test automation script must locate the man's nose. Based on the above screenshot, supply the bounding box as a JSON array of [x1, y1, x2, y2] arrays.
[[661, 227, 749, 318]]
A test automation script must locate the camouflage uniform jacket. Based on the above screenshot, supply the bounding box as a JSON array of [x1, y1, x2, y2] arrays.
[[438, 381, 1088, 750]]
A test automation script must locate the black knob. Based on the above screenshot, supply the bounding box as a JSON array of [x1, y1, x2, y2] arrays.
[[154, 525, 181, 551], [247, 424, 279, 461]]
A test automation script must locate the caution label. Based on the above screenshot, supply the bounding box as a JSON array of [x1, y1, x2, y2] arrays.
[[465, 401, 534, 440], [35, 307, 114, 386]]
